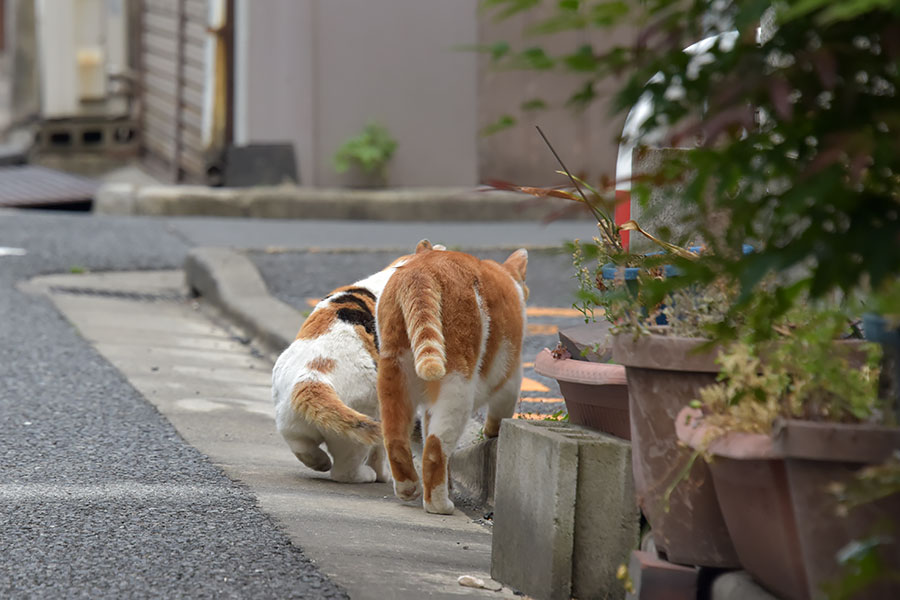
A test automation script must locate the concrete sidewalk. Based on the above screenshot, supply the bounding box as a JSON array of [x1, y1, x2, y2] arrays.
[[22, 269, 515, 600]]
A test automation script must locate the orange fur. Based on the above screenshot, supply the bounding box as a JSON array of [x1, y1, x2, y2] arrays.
[[306, 357, 335, 374], [422, 434, 446, 505], [377, 248, 528, 513], [290, 381, 381, 446]]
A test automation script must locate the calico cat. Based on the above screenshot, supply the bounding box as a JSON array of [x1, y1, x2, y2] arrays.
[[376, 248, 528, 513], [271, 240, 443, 483]]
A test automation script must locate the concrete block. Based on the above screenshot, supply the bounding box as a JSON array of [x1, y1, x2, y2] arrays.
[[492, 420, 578, 600], [492, 420, 640, 600], [450, 437, 497, 509], [625, 550, 698, 600], [92, 183, 136, 215], [572, 426, 640, 599]]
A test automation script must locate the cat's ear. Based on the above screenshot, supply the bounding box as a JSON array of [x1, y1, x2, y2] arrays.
[[504, 248, 528, 281], [415, 239, 433, 253]]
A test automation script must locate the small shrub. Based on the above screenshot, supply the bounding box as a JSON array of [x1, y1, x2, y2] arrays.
[[333, 121, 397, 185]]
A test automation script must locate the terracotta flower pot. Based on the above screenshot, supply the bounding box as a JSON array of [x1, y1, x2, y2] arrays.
[[677, 408, 900, 600], [676, 407, 807, 599], [611, 331, 740, 568], [773, 419, 900, 600], [533, 348, 630, 439]]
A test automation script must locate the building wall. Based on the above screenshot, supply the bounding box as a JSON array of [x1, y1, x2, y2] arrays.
[[236, 0, 480, 187], [235, 1, 635, 189], [477, 5, 637, 188]]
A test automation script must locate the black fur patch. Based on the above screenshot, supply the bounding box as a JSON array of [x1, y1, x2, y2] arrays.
[[336, 307, 379, 350], [343, 287, 376, 301], [330, 293, 372, 313]]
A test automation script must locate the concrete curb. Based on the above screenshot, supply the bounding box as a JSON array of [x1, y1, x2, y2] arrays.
[[95, 183, 590, 221], [184, 247, 301, 355]]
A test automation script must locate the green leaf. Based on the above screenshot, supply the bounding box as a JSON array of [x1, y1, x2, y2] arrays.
[[514, 47, 556, 70], [527, 13, 588, 35], [589, 1, 630, 26], [520, 98, 548, 112], [481, 0, 541, 21], [566, 80, 596, 108], [480, 115, 517, 136], [563, 44, 598, 72]]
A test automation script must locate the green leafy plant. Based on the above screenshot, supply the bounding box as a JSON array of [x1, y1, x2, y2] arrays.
[[333, 121, 397, 185], [696, 310, 887, 434], [481, 0, 900, 343]]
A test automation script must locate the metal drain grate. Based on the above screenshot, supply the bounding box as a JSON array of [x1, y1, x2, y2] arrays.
[[49, 286, 188, 303]]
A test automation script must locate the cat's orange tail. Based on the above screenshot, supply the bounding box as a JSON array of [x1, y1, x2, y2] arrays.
[[399, 273, 446, 381], [290, 381, 381, 445]]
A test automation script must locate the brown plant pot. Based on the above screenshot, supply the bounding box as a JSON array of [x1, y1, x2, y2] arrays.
[[677, 408, 900, 600], [676, 407, 807, 599], [611, 331, 740, 568], [533, 348, 630, 439], [773, 419, 900, 600]]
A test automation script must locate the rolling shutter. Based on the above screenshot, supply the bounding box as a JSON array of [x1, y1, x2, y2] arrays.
[[138, 0, 208, 182]]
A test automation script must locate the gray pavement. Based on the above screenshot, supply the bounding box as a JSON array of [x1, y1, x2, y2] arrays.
[[22, 270, 513, 600], [0, 208, 593, 598]]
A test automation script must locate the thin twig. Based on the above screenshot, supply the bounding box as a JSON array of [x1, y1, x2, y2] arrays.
[[535, 125, 620, 247]]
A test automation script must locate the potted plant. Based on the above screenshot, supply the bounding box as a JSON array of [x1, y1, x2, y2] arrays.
[[493, 136, 741, 566], [675, 302, 900, 600], [484, 0, 900, 576], [333, 121, 397, 187], [494, 131, 700, 442]]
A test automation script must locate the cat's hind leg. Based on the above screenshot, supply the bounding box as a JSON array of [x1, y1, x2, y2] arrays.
[[421, 374, 475, 515], [378, 354, 421, 502], [483, 372, 522, 438], [325, 435, 377, 483], [367, 444, 391, 483], [283, 434, 332, 473]]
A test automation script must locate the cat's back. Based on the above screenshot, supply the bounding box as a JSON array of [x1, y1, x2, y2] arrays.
[[273, 285, 380, 399]]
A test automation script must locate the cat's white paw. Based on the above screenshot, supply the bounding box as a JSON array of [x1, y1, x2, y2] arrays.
[[375, 465, 392, 483], [332, 464, 377, 483], [424, 496, 455, 515], [423, 483, 455, 514], [394, 479, 421, 502], [295, 449, 332, 472]]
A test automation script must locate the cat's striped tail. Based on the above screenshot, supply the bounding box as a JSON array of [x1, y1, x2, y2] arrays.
[[290, 381, 381, 445], [400, 273, 446, 381]]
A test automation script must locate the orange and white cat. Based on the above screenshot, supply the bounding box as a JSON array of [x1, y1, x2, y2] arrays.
[[271, 240, 443, 483], [376, 248, 528, 513]]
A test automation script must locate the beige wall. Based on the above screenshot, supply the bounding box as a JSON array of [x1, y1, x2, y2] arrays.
[[236, 1, 635, 188], [477, 5, 637, 188], [236, 0, 480, 187]]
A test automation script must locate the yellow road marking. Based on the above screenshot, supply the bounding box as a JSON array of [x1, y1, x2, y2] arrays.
[[306, 298, 319, 308], [527, 324, 558, 336], [519, 397, 565, 403], [527, 307, 583, 318], [520, 377, 550, 393], [513, 413, 549, 421], [522, 361, 534, 368]]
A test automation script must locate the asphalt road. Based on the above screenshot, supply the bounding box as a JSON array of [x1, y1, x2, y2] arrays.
[[0, 209, 593, 598]]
